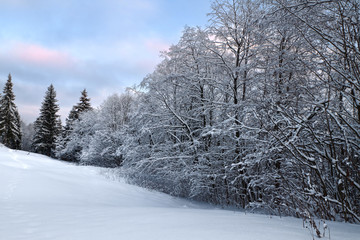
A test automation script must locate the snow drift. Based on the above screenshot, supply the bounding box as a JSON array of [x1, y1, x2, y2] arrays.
[[0, 145, 359, 240]]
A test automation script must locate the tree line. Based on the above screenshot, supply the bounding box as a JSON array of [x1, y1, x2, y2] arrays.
[[2, 0, 359, 226], [0, 76, 92, 157], [119, 0, 359, 224]]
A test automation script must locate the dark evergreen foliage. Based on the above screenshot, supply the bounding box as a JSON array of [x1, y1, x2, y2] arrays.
[[55, 89, 92, 161], [0, 74, 21, 149], [78, 89, 92, 112], [66, 89, 92, 126], [33, 84, 61, 157]]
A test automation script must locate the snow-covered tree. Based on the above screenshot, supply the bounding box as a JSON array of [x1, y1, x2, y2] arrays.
[[120, 0, 360, 223], [20, 121, 35, 151], [57, 92, 134, 167], [33, 84, 61, 157], [67, 89, 92, 124], [42, 0, 359, 224], [56, 110, 97, 163], [77, 89, 92, 112], [65, 89, 92, 130], [0, 74, 21, 149], [79, 93, 134, 167], [56, 89, 92, 161], [268, 0, 360, 223]]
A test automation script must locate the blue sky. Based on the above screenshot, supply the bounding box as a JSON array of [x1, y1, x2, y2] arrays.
[[0, 0, 212, 123]]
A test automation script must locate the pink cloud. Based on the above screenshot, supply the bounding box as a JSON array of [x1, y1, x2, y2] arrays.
[[6, 42, 74, 68]]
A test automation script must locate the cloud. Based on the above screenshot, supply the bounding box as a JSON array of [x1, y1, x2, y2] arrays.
[[11, 42, 74, 68], [0, 0, 211, 124], [0, 37, 169, 123], [0, 41, 75, 71]]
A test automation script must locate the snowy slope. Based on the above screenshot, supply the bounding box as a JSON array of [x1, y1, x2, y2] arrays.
[[0, 145, 359, 240]]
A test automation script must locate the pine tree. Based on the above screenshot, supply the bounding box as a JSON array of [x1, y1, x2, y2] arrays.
[[77, 89, 92, 113], [65, 89, 92, 126], [0, 74, 22, 149], [55, 89, 92, 161], [33, 84, 61, 157]]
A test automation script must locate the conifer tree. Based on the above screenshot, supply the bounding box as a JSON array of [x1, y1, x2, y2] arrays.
[[65, 89, 92, 126], [55, 89, 92, 161], [64, 89, 92, 133], [77, 89, 92, 113], [0, 74, 21, 149], [33, 84, 61, 157]]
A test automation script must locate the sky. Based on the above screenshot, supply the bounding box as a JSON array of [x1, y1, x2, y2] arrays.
[[0, 0, 212, 124]]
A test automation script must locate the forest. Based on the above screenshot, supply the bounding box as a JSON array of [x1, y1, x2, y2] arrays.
[[0, 0, 359, 226]]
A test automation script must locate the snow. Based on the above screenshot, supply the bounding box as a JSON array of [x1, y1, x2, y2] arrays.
[[0, 145, 359, 240]]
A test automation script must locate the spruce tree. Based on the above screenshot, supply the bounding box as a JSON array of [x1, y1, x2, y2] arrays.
[[55, 89, 92, 161], [33, 84, 61, 157], [64, 89, 92, 133], [64, 89, 92, 127], [0, 74, 21, 149], [77, 89, 92, 113]]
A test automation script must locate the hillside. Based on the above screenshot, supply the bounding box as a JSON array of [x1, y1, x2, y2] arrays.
[[0, 145, 359, 240]]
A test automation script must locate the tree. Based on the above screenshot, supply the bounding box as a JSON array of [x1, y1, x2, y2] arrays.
[[56, 110, 97, 163], [21, 121, 35, 151], [0, 74, 21, 149], [268, 0, 360, 223], [56, 93, 134, 166], [206, 0, 267, 207], [36, 0, 358, 223], [56, 89, 92, 161], [120, 0, 360, 223], [64, 89, 92, 131], [77, 89, 92, 113], [33, 84, 61, 157], [79, 93, 134, 167], [67, 89, 92, 125]]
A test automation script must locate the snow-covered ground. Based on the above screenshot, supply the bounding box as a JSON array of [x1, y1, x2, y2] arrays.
[[0, 145, 359, 240]]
